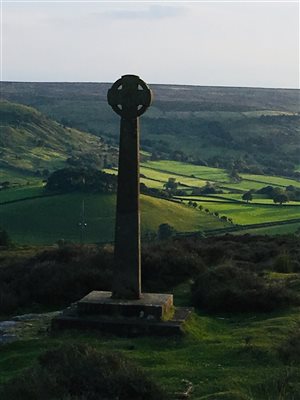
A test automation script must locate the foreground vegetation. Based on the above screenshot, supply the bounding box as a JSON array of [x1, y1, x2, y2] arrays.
[[0, 235, 300, 399]]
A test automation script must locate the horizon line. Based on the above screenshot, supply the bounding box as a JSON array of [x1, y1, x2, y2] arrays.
[[1, 80, 299, 91]]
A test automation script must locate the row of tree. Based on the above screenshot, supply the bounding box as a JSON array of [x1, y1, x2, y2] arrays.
[[242, 185, 300, 205]]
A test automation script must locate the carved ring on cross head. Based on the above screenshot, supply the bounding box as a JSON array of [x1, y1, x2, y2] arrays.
[[107, 75, 153, 118]]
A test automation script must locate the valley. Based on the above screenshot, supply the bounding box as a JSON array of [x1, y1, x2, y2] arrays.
[[1, 157, 300, 244]]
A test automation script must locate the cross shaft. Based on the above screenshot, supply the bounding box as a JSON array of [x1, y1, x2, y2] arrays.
[[107, 75, 152, 299]]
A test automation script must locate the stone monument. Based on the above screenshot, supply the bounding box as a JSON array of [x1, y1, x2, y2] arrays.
[[108, 74, 151, 299], [52, 75, 192, 336]]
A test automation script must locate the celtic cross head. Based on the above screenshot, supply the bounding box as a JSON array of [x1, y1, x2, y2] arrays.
[[107, 75, 153, 119]]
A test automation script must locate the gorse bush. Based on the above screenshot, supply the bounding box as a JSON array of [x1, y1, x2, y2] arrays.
[[191, 264, 294, 313], [0, 344, 169, 400]]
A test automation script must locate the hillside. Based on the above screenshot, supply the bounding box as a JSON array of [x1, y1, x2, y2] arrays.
[[0, 191, 227, 244], [1, 82, 299, 177], [0, 101, 118, 181], [2, 157, 300, 244]]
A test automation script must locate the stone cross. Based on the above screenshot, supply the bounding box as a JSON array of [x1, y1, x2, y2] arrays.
[[107, 75, 152, 299]]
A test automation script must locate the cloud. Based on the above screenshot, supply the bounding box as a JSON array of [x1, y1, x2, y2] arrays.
[[104, 5, 186, 20]]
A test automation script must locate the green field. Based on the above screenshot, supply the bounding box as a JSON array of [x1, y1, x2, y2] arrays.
[[220, 180, 274, 192], [142, 160, 230, 182], [106, 162, 299, 195], [176, 195, 237, 203], [0, 191, 227, 244], [240, 173, 300, 189], [137, 161, 300, 233], [1, 159, 300, 242], [105, 166, 208, 189], [0, 169, 42, 186], [181, 201, 300, 225], [141, 166, 208, 187], [207, 193, 300, 206], [234, 222, 300, 236], [0, 184, 44, 203], [141, 160, 300, 193]]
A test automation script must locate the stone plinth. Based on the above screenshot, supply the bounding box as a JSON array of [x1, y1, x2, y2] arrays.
[[77, 291, 173, 320], [52, 291, 192, 337]]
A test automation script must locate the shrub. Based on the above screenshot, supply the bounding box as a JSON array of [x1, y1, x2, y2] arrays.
[[191, 264, 293, 313], [157, 223, 176, 240], [273, 251, 293, 273], [0, 245, 113, 314], [0, 229, 11, 247], [46, 167, 117, 193], [1, 235, 300, 315], [278, 329, 300, 364], [142, 240, 206, 292], [0, 344, 169, 400]]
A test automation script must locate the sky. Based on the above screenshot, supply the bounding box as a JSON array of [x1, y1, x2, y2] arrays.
[[1, 0, 299, 88]]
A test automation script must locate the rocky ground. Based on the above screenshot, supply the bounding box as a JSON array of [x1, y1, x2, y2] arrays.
[[0, 311, 60, 345]]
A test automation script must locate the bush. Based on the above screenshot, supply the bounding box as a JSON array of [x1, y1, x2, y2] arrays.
[[273, 251, 293, 273], [191, 264, 293, 313], [46, 167, 117, 193], [142, 240, 206, 292], [157, 223, 176, 240], [0, 245, 113, 314], [0, 229, 11, 247], [1, 235, 300, 315], [278, 329, 300, 364], [0, 344, 169, 400]]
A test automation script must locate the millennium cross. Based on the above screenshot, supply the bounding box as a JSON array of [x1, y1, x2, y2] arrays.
[[107, 75, 153, 299]]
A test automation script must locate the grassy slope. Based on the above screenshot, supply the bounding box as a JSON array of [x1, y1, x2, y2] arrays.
[[240, 174, 300, 189], [0, 191, 225, 244], [180, 201, 300, 225], [233, 222, 300, 236], [0, 293, 299, 399], [0, 101, 115, 178], [0, 185, 44, 203], [142, 161, 230, 182]]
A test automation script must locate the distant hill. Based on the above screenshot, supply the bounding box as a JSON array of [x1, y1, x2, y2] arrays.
[[0, 101, 118, 180], [1, 82, 299, 177]]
